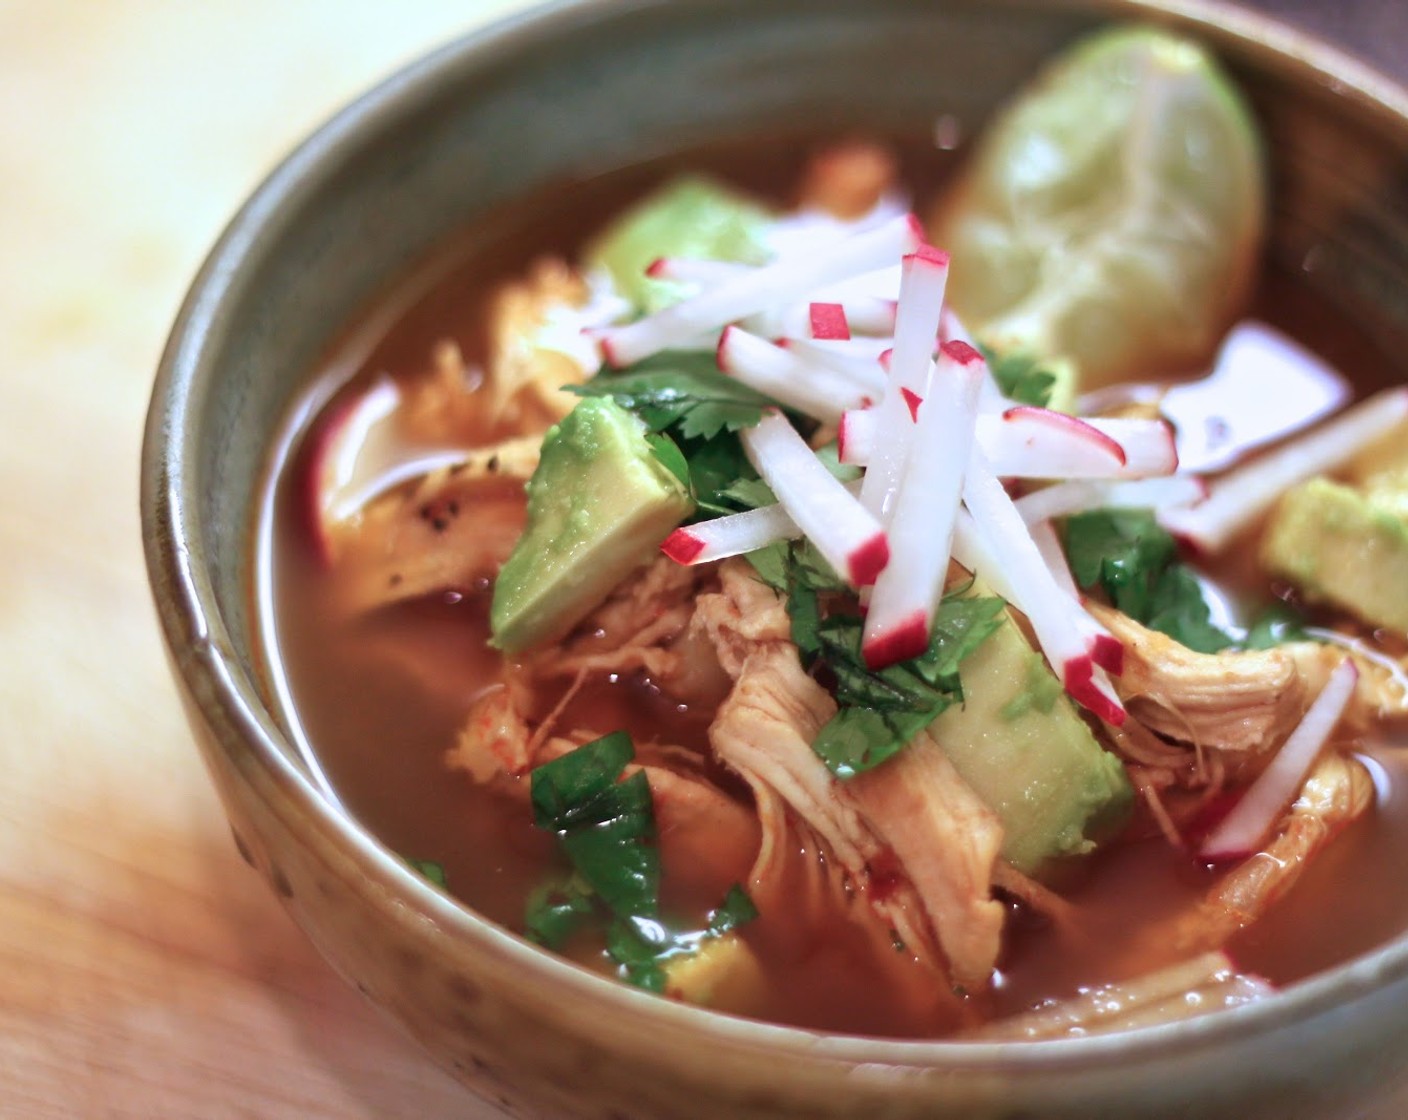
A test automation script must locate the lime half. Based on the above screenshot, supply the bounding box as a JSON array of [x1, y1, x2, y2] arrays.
[[930, 26, 1265, 390]]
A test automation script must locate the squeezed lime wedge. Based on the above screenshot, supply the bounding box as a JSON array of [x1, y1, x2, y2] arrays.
[[930, 26, 1265, 390]]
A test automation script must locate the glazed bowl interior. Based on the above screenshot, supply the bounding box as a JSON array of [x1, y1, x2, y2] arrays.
[[143, 0, 1408, 1116]]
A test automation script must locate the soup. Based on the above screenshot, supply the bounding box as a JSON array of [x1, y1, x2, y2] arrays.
[[256, 26, 1408, 1039]]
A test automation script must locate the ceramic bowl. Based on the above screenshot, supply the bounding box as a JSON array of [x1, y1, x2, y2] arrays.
[[142, 1, 1408, 1116]]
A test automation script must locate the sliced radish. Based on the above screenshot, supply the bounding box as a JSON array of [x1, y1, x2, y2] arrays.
[[837, 407, 876, 467], [741, 410, 889, 587], [809, 302, 851, 340], [780, 339, 888, 398], [1199, 658, 1358, 862], [955, 509, 1123, 678], [981, 413, 1175, 479], [939, 307, 976, 347], [999, 406, 1127, 465], [841, 409, 1178, 480], [857, 253, 952, 521], [862, 344, 984, 668], [596, 213, 923, 367], [661, 502, 800, 564], [716, 326, 872, 423], [1014, 475, 1208, 524], [1161, 388, 1408, 553], [961, 452, 1127, 724], [645, 257, 750, 286]]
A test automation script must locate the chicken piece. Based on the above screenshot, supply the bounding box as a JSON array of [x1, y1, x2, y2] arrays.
[[850, 734, 1006, 988], [445, 679, 536, 783], [797, 140, 900, 220], [483, 256, 595, 431], [529, 556, 716, 686], [332, 472, 526, 614], [1181, 752, 1374, 951], [966, 951, 1271, 1040], [696, 559, 1005, 987], [1287, 637, 1408, 731], [1090, 603, 1308, 754]]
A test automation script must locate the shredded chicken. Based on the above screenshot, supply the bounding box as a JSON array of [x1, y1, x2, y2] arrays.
[[483, 256, 594, 429], [850, 734, 1006, 987], [332, 471, 526, 613], [1180, 752, 1374, 951], [529, 556, 714, 683], [965, 951, 1271, 1040], [694, 559, 1005, 988], [797, 140, 899, 220], [1091, 603, 1309, 755]]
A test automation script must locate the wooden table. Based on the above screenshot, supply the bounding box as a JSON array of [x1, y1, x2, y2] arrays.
[[0, 2, 1401, 1117]]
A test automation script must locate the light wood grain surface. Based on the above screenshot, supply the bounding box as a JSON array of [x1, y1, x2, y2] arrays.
[[0, 3, 1401, 1119]]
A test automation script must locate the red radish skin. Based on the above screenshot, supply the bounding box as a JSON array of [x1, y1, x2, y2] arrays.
[[901, 387, 922, 420], [862, 610, 930, 670], [1091, 633, 1125, 676], [1064, 657, 1127, 726], [660, 529, 707, 564], [848, 532, 892, 588], [1003, 406, 1128, 466], [809, 302, 851, 340]]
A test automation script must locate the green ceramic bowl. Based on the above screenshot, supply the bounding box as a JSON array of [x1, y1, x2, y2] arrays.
[[142, 1, 1408, 1116]]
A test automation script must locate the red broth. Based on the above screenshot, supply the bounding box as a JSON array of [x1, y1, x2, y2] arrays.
[[255, 136, 1408, 1037]]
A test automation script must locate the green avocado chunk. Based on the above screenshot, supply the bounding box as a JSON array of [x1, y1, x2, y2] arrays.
[[927, 596, 1133, 874], [490, 398, 693, 653], [1261, 475, 1408, 634], [584, 176, 774, 313]]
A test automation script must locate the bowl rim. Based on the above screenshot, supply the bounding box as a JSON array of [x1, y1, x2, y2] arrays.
[[141, 0, 1408, 1075]]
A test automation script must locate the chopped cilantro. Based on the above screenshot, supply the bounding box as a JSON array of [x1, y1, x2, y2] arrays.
[[526, 732, 758, 992], [568, 351, 772, 441], [524, 876, 596, 948], [981, 344, 1058, 408], [753, 541, 1005, 778], [708, 884, 760, 936], [1243, 602, 1312, 649], [644, 430, 690, 488], [1063, 508, 1236, 653]]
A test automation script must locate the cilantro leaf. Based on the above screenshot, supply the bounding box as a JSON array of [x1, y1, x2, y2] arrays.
[[809, 595, 1007, 778], [524, 876, 596, 948], [756, 539, 1005, 778], [526, 734, 760, 993], [568, 351, 772, 441], [530, 730, 637, 832], [1063, 509, 1239, 653], [812, 706, 935, 779], [645, 431, 690, 488], [980, 344, 1058, 408], [605, 918, 670, 993], [1243, 602, 1312, 649], [707, 884, 759, 936]]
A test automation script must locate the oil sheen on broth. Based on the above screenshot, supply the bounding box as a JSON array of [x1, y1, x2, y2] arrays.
[[256, 134, 1408, 1038]]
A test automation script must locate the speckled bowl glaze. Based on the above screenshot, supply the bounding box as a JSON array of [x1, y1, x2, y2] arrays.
[[143, 1, 1408, 1116]]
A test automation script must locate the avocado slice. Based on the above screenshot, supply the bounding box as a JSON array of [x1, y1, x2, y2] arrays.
[[1261, 476, 1408, 634], [927, 599, 1133, 874], [584, 176, 774, 313], [490, 397, 693, 653]]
